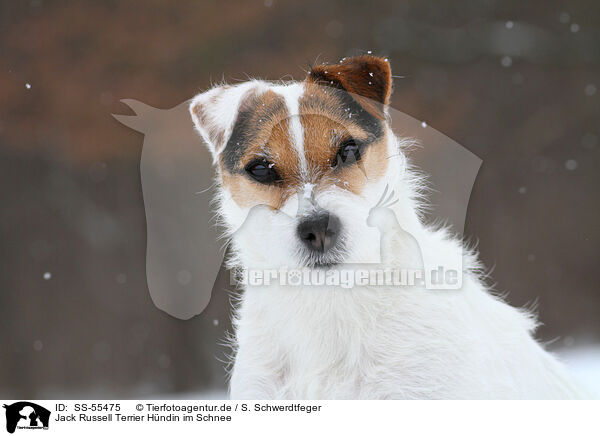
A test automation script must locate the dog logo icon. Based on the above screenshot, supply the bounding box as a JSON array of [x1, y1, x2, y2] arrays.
[[3, 402, 50, 434]]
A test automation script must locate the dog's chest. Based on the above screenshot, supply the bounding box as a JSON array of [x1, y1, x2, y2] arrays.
[[238, 285, 418, 398]]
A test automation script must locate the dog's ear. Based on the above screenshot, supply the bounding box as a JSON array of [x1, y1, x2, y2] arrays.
[[189, 82, 261, 164], [307, 55, 392, 120]]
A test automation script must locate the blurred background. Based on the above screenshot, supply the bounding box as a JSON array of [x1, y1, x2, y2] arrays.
[[0, 0, 598, 398]]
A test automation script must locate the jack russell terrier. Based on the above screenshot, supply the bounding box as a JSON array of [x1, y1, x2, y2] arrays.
[[189, 55, 585, 399]]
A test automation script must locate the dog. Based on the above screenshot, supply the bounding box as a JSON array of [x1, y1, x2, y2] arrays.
[[189, 55, 585, 399]]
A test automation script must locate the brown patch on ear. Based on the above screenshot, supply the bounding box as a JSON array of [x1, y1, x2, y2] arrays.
[[307, 55, 392, 120]]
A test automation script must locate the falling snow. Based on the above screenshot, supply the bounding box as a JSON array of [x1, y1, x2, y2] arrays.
[[43, 272, 51, 280], [501, 56, 513, 67], [25, 83, 31, 89], [565, 159, 578, 171], [33, 340, 43, 351], [584, 84, 597, 96], [421, 121, 427, 128], [505, 21, 514, 29], [570, 23, 580, 33]]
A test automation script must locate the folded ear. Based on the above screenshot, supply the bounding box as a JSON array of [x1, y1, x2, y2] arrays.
[[307, 55, 392, 120], [189, 82, 263, 164]]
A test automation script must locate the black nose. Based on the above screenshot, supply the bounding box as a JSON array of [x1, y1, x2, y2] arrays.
[[297, 213, 341, 253]]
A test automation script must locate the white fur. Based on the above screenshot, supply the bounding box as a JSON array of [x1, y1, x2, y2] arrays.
[[277, 83, 307, 173], [190, 80, 587, 399]]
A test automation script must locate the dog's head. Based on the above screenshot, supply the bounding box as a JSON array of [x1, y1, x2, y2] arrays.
[[190, 56, 408, 269]]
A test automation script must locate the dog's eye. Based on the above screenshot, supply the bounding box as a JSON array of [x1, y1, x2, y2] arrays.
[[245, 159, 282, 185], [332, 139, 362, 169]]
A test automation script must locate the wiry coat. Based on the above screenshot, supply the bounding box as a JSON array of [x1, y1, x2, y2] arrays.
[[190, 56, 585, 399]]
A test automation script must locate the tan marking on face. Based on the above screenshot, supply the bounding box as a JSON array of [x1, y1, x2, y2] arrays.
[[334, 134, 389, 194], [221, 172, 294, 209], [218, 81, 389, 208], [219, 90, 301, 209], [299, 82, 389, 195]]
